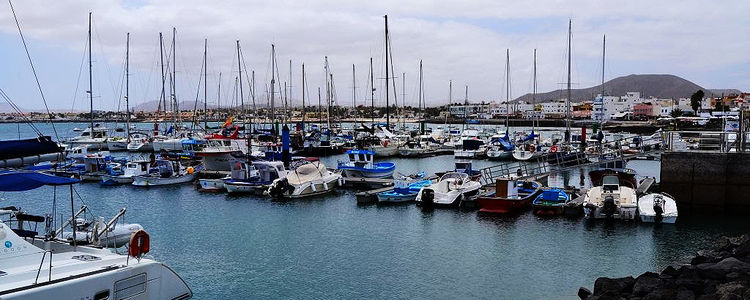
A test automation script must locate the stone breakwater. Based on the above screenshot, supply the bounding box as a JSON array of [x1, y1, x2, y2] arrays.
[[578, 235, 750, 300]]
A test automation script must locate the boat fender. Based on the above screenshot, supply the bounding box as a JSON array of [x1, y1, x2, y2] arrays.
[[551, 145, 558, 153], [128, 230, 150, 259], [311, 182, 317, 192], [323, 182, 328, 191], [187, 167, 194, 174], [338, 177, 343, 186]]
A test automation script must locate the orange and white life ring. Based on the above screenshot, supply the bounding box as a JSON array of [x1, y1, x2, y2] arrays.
[[381, 140, 389, 147], [550, 145, 559, 153], [128, 230, 150, 258]]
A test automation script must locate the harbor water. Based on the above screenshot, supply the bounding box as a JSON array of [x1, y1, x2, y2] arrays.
[[3, 122, 750, 299]]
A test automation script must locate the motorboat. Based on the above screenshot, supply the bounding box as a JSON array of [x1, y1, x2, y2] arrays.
[[0, 171, 192, 299], [377, 179, 432, 203], [266, 160, 342, 199], [337, 149, 395, 179], [132, 159, 199, 186], [454, 138, 486, 159], [638, 193, 678, 223], [532, 188, 571, 216], [194, 139, 244, 172], [583, 171, 638, 220], [415, 172, 481, 207], [224, 160, 289, 195], [435, 161, 481, 181], [398, 135, 440, 157], [67, 126, 109, 150], [78, 154, 111, 182], [101, 159, 150, 185], [126, 131, 154, 152], [477, 178, 541, 214]]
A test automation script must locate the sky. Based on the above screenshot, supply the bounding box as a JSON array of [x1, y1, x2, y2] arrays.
[[0, 0, 748, 112]]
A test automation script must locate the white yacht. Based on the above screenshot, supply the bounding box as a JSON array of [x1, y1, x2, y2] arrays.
[[415, 172, 482, 207], [638, 193, 678, 224], [266, 160, 342, 198], [0, 171, 192, 299], [67, 126, 109, 151]]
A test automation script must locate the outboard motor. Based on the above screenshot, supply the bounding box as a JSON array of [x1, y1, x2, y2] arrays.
[[421, 189, 435, 209], [602, 195, 617, 219], [268, 178, 290, 199], [584, 203, 597, 219], [653, 195, 664, 223]]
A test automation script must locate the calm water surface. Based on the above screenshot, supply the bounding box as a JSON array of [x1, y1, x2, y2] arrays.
[[2, 122, 748, 299]]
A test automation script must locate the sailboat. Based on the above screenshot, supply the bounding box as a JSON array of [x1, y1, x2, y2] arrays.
[[512, 49, 541, 161], [106, 33, 132, 152], [68, 15, 108, 151]]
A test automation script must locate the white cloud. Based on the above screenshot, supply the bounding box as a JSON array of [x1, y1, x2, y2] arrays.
[[0, 0, 747, 111]]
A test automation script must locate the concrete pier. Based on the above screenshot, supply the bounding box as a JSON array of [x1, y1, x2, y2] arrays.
[[660, 151, 750, 215]]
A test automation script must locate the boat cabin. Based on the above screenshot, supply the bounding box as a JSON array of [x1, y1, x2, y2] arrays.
[[602, 175, 621, 192], [345, 149, 376, 169]]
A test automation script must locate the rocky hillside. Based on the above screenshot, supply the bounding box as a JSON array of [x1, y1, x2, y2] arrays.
[[513, 74, 742, 103]]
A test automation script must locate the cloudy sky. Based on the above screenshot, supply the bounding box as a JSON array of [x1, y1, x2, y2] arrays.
[[1, 0, 748, 112]]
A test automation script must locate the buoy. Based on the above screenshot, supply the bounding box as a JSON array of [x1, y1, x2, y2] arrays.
[[187, 167, 194, 174], [128, 230, 150, 258], [551, 145, 558, 153]]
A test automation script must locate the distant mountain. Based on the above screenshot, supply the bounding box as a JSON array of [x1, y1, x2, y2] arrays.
[[132, 100, 218, 112], [513, 74, 743, 103]]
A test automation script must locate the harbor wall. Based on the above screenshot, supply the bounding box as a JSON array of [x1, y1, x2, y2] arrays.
[[660, 151, 750, 215]]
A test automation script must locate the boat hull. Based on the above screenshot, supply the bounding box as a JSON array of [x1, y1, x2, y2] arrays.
[[224, 181, 268, 195], [487, 150, 512, 160], [198, 178, 226, 192], [583, 205, 637, 220], [377, 192, 417, 203], [132, 173, 196, 186], [127, 142, 154, 152], [478, 197, 531, 214], [106, 141, 128, 151], [100, 175, 134, 185]]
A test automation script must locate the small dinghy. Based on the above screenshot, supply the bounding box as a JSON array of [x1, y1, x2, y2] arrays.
[[62, 220, 144, 248], [638, 193, 678, 224], [377, 179, 432, 203], [532, 188, 570, 216]]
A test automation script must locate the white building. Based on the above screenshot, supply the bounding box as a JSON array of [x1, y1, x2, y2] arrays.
[[541, 99, 569, 119]]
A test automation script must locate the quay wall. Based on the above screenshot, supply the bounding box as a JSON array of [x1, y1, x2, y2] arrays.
[[660, 151, 750, 215]]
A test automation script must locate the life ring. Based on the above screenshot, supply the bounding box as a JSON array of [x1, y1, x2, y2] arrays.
[[128, 230, 150, 258], [381, 140, 389, 147], [550, 145, 558, 153], [530, 146, 536, 153]]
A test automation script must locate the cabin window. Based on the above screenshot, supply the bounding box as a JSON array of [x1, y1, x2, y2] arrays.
[[349, 154, 355, 161], [114, 273, 147, 299], [81, 132, 90, 137], [358, 154, 366, 161], [93, 290, 110, 300]]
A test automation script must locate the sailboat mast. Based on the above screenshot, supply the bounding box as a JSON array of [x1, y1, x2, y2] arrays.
[[601, 34, 606, 96], [87, 12, 94, 133], [566, 19, 572, 141], [289, 59, 292, 124], [317, 87, 322, 127], [463, 84, 468, 131], [447, 79, 451, 126], [203, 38, 208, 129], [172, 27, 178, 125], [419, 59, 423, 134], [384, 15, 390, 128], [236, 41, 244, 130], [505, 49, 510, 129], [370, 57, 374, 125], [217, 72, 222, 111], [302, 63, 306, 127], [159, 32, 165, 115], [271, 44, 276, 135], [401, 72, 405, 128], [125, 32, 130, 140], [533, 49, 537, 131], [352, 64, 356, 122]]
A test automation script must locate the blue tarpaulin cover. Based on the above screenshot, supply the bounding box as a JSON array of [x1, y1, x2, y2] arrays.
[[0, 171, 80, 191]]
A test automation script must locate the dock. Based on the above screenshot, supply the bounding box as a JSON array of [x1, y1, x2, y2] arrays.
[[355, 186, 394, 204], [636, 177, 656, 195]]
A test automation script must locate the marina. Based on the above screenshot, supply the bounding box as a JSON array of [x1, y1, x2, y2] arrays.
[[1, 2, 749, 299]]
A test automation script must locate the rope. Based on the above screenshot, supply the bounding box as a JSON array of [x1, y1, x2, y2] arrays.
[[8, 0, 59, 140]]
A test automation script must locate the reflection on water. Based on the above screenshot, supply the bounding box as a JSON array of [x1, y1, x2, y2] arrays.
[[0, 122, 743, 299]]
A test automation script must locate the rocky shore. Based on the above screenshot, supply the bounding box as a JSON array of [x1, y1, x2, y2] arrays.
[[578, 235, 750, 299]]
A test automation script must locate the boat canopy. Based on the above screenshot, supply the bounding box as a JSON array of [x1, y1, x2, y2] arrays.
[[0, 171, 80, 191], [347, 149, 376, 155]]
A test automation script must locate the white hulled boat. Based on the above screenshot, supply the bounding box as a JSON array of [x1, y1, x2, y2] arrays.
[[266, 160, 342, 198], [638, 193, 678, 223], [132, 159, 198, 186], [583, 174, 638, 220], [415, 172, 482, 207]]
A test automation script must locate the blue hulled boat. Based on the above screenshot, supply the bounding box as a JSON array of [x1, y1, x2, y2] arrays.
[[337, 150, 395, 179], [377, 179, 432, 203], [531, 188, 571, 216]]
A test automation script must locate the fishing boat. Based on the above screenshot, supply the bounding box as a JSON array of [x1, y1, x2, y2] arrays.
[[415, 172, 481, 207], [0, 170, 191, 299], [132, 159, 198, 186], [224, 160, 289, 195], [583, 171, 638, 220], [337, 149, 395, 179], [101, 159, 150, 185], [377, 179, 432, 203], [638, 193, 678, 224], [477, 178, 541, 214], [532, 188, 571, 216], [398, 135, 440, 157], [78, 154, 110, 182], [266, 160, 342, 199]]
